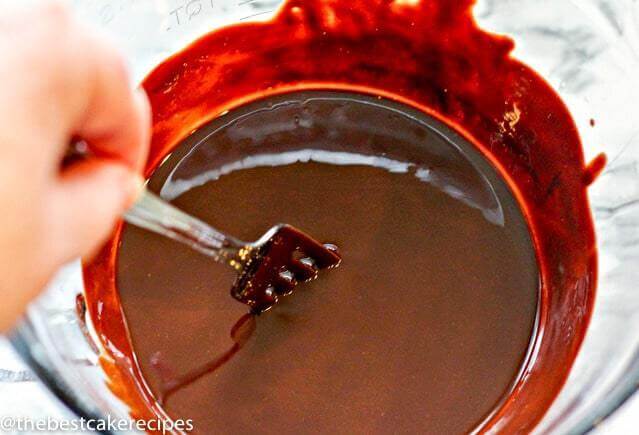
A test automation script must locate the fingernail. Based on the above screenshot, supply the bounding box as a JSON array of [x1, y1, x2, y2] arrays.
[[125, 173, 146, 209], [135, 87, 151, 112], [134, 88, 153, 171]]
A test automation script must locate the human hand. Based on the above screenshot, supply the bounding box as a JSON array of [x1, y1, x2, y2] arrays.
[[0, 1, 150, 331]]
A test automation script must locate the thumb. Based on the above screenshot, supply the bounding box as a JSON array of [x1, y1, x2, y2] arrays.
[[51, 159, 142, 262]]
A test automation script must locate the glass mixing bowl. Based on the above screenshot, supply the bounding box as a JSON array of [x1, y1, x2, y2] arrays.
[[8, 0, 639, 433]]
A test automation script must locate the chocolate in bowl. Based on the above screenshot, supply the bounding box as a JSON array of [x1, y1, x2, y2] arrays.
[[81, 0, 599, 433], [114, 91, 538, 433]]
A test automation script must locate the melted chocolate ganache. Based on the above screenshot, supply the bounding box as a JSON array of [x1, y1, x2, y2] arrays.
[[83, 0, 600, 433], [119, 92, 538, 433]]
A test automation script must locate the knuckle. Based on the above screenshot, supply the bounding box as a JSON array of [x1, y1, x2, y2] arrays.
[[39, 0, 72, 25], [98, 39, 130, 84], [17, 2, 74, 65], [32, 1, 75, 55]]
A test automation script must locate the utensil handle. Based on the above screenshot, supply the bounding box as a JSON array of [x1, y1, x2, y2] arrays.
[[124, 189, 244, 263]]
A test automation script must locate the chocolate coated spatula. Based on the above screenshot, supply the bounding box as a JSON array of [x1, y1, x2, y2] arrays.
[[124, 189, 341, 313]]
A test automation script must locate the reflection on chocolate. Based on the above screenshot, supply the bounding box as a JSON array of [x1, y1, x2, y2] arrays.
[[115, 92, 538, 433]]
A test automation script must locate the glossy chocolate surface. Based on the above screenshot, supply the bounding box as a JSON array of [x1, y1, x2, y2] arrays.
[[115, 92, 538, 433]]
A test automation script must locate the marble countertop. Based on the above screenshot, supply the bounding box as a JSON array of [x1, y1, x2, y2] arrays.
[[0, 337, 637, 434]]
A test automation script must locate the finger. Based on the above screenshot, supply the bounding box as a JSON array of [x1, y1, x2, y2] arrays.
[[0, 3, 151, 173], [49, 159, 142, 262], [72, 31, 151, 172]]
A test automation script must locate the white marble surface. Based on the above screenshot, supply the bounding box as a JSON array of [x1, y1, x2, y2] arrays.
[[0, 336, 637, 434], [0, 338, 76, 429]]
